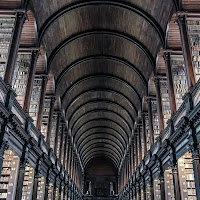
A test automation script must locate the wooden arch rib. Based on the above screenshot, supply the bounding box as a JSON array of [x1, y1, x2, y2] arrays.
[[74, 126, 127, 150], [20, 10, 37, 47], [47, 30, 156, 71], [73, 119, 129, 144], [37, 0, 165, 45], [66, 90, 137, 124], [68, 101, 133, 130], [84, 152, 120, 168]]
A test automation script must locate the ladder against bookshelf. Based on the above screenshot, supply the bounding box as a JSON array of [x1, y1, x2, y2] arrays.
[[22, 165, 34, 200], [0, 149, 19, 200], [164, 169, 174, 200], [37, 176, 46, 200], [178, 152, 197, 200]]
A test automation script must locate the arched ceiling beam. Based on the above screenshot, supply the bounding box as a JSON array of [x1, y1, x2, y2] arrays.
[[66, 90, 137, 122], [83, 151, 120, 168], [68, 100, 134, 127], [56, 55, 148, 91], [70, 110, 132, 136], [81, 146, 121, 165], [61, 75, 142, 113], [78, 138, 124, 158], [84, 152, 119, 168], [81, 145, 121, 165], [75, 126, 127, 148], [77, 132, 126, 152], [47, 30, 155, 71], [38, 0, 165, 45], [72, 118, 129, 140]]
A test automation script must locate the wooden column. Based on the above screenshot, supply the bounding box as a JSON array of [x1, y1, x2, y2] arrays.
[[15, 146, 28, 200], [147, 97, 154, 146], [71, 153, 74, 180], [130, 143, 134, 175], [4, 11, 26, 85], [32, 172, 40, 200], [160, 177, 165, 200], [46, 96, 56, 145], [141, 113, 147, 157], [23, 50, 39, 113], [0, 141, 9, 179], [54, 112, 61, 154], [68, 145, 72, 175], [65, 138, 70, 170], [138, 125, 142, 163], [135, 134, 138, 167], [177, 14, 195, 88], [190, 147, 200, 200], [154, 78, 164, 132], [132, 141, 135, 174], [32, 159, 42, 200], [59, 123, 65, 161], [63, 133, 68, 168], [172, 165, 181, 200], [36, 76, 48, 130], [163, 52, 177, 115]]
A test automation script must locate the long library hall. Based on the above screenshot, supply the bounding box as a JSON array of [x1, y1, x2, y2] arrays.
[[1, 0, 200, 200]]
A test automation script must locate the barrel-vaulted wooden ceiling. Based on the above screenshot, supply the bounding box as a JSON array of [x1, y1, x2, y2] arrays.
[[27, 0, 175, 169]]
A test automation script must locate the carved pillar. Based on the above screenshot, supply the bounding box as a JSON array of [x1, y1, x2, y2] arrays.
[[134, 134, 138, 167], [23, 50, 39, 113], [32, 172, 40, 200], [171, 164, 181, 200], [65, 138, 70, 170], [147, 98, 154, 146], [59, 123, 65, 161], [141, 113, 147, 157], [138, 125, 142, 163], [32, 159, 41, 200], [53, 186, 57, 200], [46, 96, 56, 145], [68, 145, 72, 175], [154, 78, 164, 132], [142, 178, 146, 200], [148, 170, 154, 200], [70, 152, 74, 179], [15, 146, 29, 200], [163, 52, 177, 115], [36, 76, 48, 130], [54, 112, 61, 154], [177, 14, 195, 88], [63, 133, 68, 167], [4, 11, 26, 85], [0, 141, 9, 179], [189, 146, 200, 200], [130, 143, 134, 175], [157, 159, 166, 200]]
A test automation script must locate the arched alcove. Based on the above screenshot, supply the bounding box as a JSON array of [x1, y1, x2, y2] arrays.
[[84, 156, 118, 197]]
